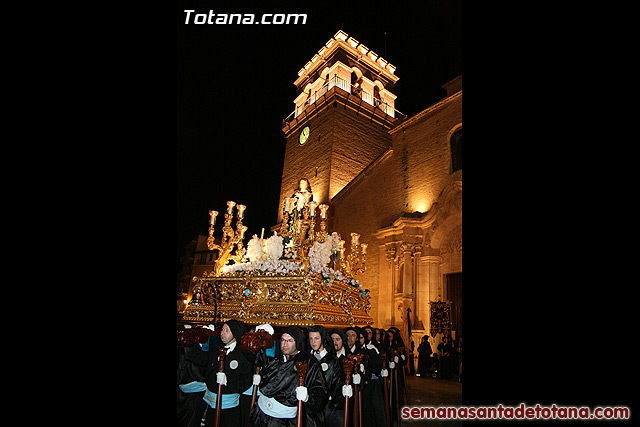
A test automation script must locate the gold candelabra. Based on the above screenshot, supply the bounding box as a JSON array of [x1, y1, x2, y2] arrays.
[[338, 233, 367, 277], [206, 201, 248, 275]]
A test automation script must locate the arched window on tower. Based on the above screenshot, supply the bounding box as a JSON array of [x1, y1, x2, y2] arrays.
[[450, 128, 462, 173]]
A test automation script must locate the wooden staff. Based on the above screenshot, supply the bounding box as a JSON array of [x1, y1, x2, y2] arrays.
[[214, 347, 226, 427], [295, 362, 308, 427], [381, 352, 391, 427], [341, 358, 355, 427], [246, 366, 261, 427], [348, 353, 364, 427]]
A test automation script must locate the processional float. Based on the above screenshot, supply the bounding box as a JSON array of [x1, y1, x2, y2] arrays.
[[181, 188, 373, 328]]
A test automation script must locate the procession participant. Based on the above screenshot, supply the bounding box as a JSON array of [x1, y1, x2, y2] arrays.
[[184, 320, 253, 427], [376, 328, 392, 375], [250, 325, 328, 427], [344, 327, 370, 383], [344, 327, 370, 427], [374, 329, 384, 348], [239, 324, 275, 427], [359, 327, 387, 427], [417, 335, 432, 378], [178, 345, 207, 427], [363, 326, 381, 351], [330, 329, 348, 361], [385, 328, 407, 416], [309, 325, 347, 427]]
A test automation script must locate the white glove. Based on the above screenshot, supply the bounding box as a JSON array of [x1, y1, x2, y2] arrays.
[[394, 356, 399, 363], [389, 361, 395, 369], [183, 324, 192, 329], [401, 354, 406, 361], [352, 373, 361, 385], [203, 324, 215, 331], [216, 372, 227, 386], [359, 364, 365, 373], [342, 384, 353, 397], [253, 374, 261, 385], [296, 386, 309, 402], [255, 323, 274, 335], [380, 369, 388, 377]]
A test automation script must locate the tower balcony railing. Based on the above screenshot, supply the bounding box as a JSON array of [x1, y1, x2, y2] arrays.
[[282, 75, 406, 127]]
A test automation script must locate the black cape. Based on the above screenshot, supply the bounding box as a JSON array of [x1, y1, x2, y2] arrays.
[[251, 350, 328, 427]]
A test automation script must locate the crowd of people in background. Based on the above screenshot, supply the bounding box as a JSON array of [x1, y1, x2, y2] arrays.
[[417, 333, 462, 381], [177, 320, 461, 427]]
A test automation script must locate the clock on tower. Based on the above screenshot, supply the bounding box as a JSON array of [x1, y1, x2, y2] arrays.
[[299, 126, 310, 145]]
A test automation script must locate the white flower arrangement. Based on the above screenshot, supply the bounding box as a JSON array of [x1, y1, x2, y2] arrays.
[[308, 240, 333, 272], [246, 235, 264, 262], [264, 234, 284, 260], [219, 231, 365, 294], [222, 258, 300, 275]]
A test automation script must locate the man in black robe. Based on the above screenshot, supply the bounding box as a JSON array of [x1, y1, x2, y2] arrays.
[[309, 325, 347, 427], [344, 327, 371, 427], [184, 320, 253, 427], [360, 327, 387, 427], [250, 325, 328, 427], [417, 335, 432, 378], [437, 335, 453, 379], [330, 329, 348, 361]]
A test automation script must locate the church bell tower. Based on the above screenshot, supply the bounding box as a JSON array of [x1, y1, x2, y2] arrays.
[[278, 30, 402, 224]]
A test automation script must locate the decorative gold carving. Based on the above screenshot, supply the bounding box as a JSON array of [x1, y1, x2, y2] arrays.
[[183, 273, 373, 328]]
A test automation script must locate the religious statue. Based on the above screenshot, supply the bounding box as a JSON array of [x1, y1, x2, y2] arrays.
[[285, 178, 313, 236]]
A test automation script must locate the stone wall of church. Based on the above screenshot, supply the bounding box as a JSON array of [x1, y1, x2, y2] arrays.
[[329, 92, 462, 328], [392, 94, 462, 215]]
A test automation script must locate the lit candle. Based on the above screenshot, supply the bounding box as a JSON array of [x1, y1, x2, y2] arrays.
[[339, 240, 345, 250], [307, 201, 317, 217], [209, 210, 218, 225], [236, 204, 246, 219], [227, 201, 236, 214], [318, 204, 329, 219], [361, 243, 368, 254], [261, 228, 264, 239], [351, 233, 360, 247], [284, 197, 292, 211]]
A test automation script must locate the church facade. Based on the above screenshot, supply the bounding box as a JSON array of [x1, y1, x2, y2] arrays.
[[277, 31, 462, 343]]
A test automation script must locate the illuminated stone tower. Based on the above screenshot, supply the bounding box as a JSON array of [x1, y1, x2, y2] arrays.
[[278, 30, 402, 224]]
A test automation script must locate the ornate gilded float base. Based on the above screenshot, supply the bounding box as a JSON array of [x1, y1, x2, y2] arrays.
[[182, 273, 373, 328]]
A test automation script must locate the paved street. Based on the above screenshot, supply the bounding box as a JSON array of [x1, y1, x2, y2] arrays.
[[400, 375, 462, 426]]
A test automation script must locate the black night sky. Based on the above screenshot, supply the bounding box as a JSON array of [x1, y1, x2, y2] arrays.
[[177, 0, 462, 273]]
